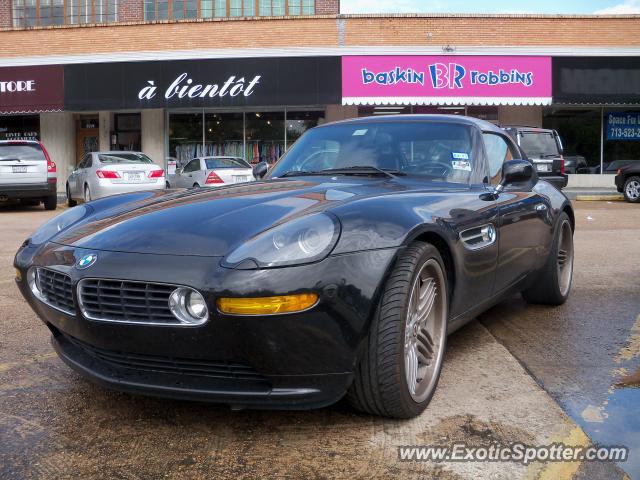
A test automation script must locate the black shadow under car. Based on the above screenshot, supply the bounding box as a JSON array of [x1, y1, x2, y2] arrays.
[[15, 115, 575, 419]]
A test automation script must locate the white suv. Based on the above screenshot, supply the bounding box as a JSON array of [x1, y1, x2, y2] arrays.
[[0, 140, 57, 210]]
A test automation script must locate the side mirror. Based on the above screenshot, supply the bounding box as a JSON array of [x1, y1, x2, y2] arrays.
[[495, 160, 534, 194], [253, 161, 268, 179]]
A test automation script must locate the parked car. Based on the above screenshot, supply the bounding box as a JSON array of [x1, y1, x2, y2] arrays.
[[15, 115, 574, 419], [590, 159, 640, 174], [166, 156, 255, 189], [0, 140, 57, 210], [563, 155, 589, 174], [503, 126, 567, 189], [615, 163, 640, 203], [66, 151, 165, 206]]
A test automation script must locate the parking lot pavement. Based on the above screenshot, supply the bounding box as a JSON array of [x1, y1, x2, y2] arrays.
[[0, 202, 632, 479]]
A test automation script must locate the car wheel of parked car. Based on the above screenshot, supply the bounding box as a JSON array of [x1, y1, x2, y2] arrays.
[[522, 212, 574, 305], [165, 181, 171, 189], [84, 185, 92, 203], [66, 184, 77, 207], [623, 176, 640, 203], [347, 242, 448, 418], [43, 194, 57, 211], [193, 183, 200, 188]]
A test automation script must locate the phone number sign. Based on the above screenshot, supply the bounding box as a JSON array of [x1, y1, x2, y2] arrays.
[[607, 112, 640, 141]]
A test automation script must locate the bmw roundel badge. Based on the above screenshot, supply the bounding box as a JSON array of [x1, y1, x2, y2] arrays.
[[76, 253, 98, 269]]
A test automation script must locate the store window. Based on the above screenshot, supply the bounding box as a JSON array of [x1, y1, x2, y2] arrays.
[[205, 112, 244, 159], [114, 113, 142, 151], [246, 111, 285, 164], [168, 110, 323, 167], [144, 0, 312, 20], [13, 0, 117, 27], [0, 115, 40, 141]]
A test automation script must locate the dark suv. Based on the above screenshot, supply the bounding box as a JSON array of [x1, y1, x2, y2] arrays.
[[0, 140, 57, 210], [503, 127, 567, 189]]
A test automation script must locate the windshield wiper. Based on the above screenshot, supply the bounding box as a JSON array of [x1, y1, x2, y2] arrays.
[[278, 170, 320, 177]]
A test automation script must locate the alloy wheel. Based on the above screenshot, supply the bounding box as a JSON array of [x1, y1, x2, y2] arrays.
[[626, 180, 640, 201], [404, 258, 447, 403], [556, 220, 574, 297]]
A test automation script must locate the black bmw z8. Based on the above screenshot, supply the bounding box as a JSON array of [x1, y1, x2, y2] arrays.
[[15, 115, 575, 418]]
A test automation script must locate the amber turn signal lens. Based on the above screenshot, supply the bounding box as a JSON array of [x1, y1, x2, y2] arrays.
[[15, 268, 22, 282], [217, 293, 319, 315]]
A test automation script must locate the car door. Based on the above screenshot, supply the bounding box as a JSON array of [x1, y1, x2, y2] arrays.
[[180, 159, 200, 187], [69, 154, 88, 197], [484, 132, 551, 294]]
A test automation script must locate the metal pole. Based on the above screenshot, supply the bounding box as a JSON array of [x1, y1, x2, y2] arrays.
[[600, 106, 604, 175]]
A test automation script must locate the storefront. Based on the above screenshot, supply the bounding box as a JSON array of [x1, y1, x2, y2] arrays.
[[547, 57, 640, 176], [63, 56, 342, 172], [0, 65, 64, 141]]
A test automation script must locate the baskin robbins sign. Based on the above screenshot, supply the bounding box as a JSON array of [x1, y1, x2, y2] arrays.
[[342, 56, 552, 106]]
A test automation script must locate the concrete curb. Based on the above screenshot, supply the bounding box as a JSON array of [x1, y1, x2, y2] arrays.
[[575, 195, 624, 201]]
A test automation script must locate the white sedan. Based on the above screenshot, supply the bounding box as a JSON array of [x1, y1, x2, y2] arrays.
[[166, 156, 255, 189], [66, 151, 165, 206]]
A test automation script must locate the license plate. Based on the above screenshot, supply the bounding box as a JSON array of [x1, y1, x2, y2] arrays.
[[536, 163, 551, 173], [126, 172, 143, 182], [234, 176, 248, 183], [12, 166, 28, 173]]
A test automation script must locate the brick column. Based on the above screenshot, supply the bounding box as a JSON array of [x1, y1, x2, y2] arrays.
[[0, 1, 12, 28], [315, 0, 339, 15], [119, 0, 144, 22]]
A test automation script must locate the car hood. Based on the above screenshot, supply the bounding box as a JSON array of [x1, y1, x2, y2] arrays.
[[51, 178, 430, 257]]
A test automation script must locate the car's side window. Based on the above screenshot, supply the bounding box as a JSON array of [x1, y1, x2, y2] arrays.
[[78, 154, 90, 170], [482, 133, 518, 185], [184, 159, 199, 173], [86, 155, 93, 169]]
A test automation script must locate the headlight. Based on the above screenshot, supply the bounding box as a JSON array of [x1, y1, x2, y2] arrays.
[[29, 205, 91, 245], [223, 213, 340, 269]]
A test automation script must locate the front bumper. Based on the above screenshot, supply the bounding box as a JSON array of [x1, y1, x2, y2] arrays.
[[15, 242, 398, 409], [0, 181, 56, 200]]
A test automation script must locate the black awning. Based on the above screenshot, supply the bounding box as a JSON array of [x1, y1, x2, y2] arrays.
[[553, 57, 640, 105]]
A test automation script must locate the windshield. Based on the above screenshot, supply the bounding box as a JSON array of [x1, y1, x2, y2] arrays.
[[0, 143, 45, 161], [99, 153, 154, 164], [268, 122, 475, 184], [205, 157, 250, 169], [519, 132, 560, 158]]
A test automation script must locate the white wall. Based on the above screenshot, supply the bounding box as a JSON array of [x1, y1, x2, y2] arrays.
[[141, 109, 165, 167], [40, 112, 75, 193], [498, 106, 543, 127], [567, 174, 616, 188]]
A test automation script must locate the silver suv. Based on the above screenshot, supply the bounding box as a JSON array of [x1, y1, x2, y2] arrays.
[[0, 140, 57, 210]]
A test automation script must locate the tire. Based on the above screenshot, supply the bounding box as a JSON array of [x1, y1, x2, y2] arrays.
[[165, 181, 171, 189], [67, 184, 77, 207], [623, 176, 640, 203], [347, 242, 448, 418], [83, 185, 91, 203], [193, 183, 200, 188], [522, 212, 574, 305], [43, 194, 57, 211]]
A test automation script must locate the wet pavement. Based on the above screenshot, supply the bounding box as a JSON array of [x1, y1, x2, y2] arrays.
[[481, 201, 640, 478], [0, 201, 637, 479]]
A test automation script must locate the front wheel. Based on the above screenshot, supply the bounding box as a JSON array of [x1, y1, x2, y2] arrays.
[[623, 176, 640, 203], [522, 212, 574, 305], [347, 242, 448, 418], [67, 184, 77, 207]]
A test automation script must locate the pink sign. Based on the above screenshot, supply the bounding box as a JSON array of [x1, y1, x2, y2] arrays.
[[342, 56, 552, 106]]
